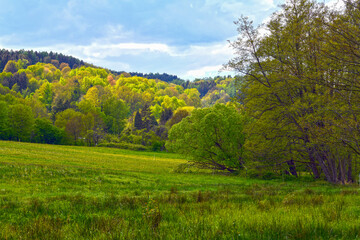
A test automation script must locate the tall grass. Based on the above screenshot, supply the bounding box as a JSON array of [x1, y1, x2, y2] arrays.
[[0, 141, 360, 239]]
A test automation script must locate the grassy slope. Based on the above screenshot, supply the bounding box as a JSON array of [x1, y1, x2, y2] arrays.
[[0, 141, 360, 239]]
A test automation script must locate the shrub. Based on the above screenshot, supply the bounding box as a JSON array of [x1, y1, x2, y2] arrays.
[[151, 141, 164, 152], [97, 142, 149, 151], [143, 199, 162, 230]]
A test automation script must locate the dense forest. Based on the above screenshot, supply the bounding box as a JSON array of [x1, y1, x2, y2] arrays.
[[0, 49, 87, 71], [0, 49, 187, 84], [0, 56, 236, 152]]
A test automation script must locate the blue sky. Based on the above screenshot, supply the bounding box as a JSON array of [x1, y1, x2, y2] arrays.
[[0, 0, 336, 80]]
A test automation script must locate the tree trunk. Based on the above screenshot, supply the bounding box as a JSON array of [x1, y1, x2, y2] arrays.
[[308, 147, 320, 179], [317, 156, 333, 183], [287, 159, 298, 177], [337, 159, 345, 184], [347, 156, 353, 183]]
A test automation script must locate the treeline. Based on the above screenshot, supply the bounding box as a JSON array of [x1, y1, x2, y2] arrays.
[[182, 76, 237, 98], [0, 58, 235, 151], [129, 72, 183, 84], [0, 49, 236, 98], [0, 49, 87, 71]]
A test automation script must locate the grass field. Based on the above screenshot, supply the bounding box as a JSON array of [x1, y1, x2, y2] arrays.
[[0, 141, 360, 239]]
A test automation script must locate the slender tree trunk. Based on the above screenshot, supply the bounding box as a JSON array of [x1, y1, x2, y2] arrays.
[[347, 156, 353, 183], [308, 147, 320, 179], [317, 157, 332, 183], [337, 159, 345, 184], [287, 159, 298, 177]]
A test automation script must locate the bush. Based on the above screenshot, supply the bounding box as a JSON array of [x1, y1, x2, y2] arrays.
[[97, 142, 149, 151], [151, 141, 164, 152], [246, 169, 278, 180]]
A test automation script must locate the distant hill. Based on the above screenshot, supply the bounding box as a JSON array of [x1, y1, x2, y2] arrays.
[[0, 49, 236, 99], [0, 49, 185, 84], [129, 72, 184, 84], [0, 49, 89, 71]]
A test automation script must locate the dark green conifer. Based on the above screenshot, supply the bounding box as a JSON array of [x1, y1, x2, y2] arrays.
[[134, 111, 143, 130]]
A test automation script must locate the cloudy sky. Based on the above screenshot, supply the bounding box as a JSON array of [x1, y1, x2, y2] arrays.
[[0, 0, 337, 80]]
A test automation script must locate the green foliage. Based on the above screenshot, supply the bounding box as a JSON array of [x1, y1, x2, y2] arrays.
[[226, 0, 360, 183], [97, 142, 149, 151], [200, 77, 236, 107], [143, 199, 162, 230], [0, 101, 9, 139], [3, 60, 18, 73], [151, 140, 165, 152], [15, 59, 29, 70], [0, 57, 235, 150], [32, 118, 65, 144], [1, 141, 360, 239], [154, 95, 186, 111], [141, 104, 158, 131], [150, 103, 162, 119], [8, 104, 34, 141], [167, 107, 192, 127], [37, 82, 53, 111], [166, 104, 249, 172]]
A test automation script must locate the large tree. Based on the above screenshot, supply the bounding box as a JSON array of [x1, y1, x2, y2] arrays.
[[32, 118, 64, 144], [0, 101, 9, 139], [226, 0, 360, 183], [8, 104, 34, 141], [166, 104, 248, 173]]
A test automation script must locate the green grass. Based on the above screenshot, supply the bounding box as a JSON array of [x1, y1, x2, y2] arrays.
[[0, 141, 360, 239]]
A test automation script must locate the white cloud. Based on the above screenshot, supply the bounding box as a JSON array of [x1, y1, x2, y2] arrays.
[[31, 37, 234, 60], [82, 57, 131, 71], [85, 42, 176, 57], [102, 24, 134, 41], [220, 2, 244, 15], [55, 0, 89, 32], [183, 42, 234, 58], [182, 65, 235, 80], [29, 41, 176, 58], [326, 0, 345, 11], [0, 34, 17, 46], [258, 0, 275, 10], [183, 65, 223, 79], [1, 33, 236, 80], [205, 0, 276, 18]]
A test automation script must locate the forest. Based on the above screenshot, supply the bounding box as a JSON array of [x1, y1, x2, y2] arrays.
[[1, 0, 360, 185], [0, 57, 236, 150]]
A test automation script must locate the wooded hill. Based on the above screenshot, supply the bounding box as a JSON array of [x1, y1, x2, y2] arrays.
[[0, 57, 236, 152], [0, 49, 185, 84]]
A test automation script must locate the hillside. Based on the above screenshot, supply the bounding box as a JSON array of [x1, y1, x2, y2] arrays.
[[0, 56, 236, 151], [0, 49, 186, 84], [0, 49, 87, 71]]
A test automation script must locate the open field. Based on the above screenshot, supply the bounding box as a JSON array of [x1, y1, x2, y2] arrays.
[[0, 141, 360, 239]]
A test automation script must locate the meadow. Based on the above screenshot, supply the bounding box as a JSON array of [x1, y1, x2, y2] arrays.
[[0, 141, 360, 239]]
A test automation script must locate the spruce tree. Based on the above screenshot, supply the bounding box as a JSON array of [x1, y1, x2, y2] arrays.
[[134, 111, 143, 130]]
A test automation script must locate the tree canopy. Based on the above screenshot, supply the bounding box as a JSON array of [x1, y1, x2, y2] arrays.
[[166, 104, 248, 173], [226, 0, 360, 183]]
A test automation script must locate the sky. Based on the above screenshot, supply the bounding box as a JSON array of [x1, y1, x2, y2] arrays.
[[0, 0, 340, 80]]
